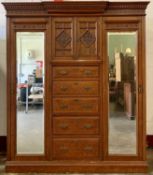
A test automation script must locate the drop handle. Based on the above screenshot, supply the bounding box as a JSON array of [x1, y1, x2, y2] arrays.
[[74, 99, 80, 103], [84, 70, 92, 76], [74, 82, 79, 85], [84, 146, 93, 151], [60, 86, 68, 92], [59, 123, 69, 129], [84, 124, 93, 129], [82, 104, 92, 109], [60, 146, 68, 151], [84, 86, 92, 91], [60, 104, 68, 109], [59, 70, 68, 75]]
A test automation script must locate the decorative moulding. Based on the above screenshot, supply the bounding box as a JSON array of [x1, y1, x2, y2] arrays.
[[2, 1, 149, 16]]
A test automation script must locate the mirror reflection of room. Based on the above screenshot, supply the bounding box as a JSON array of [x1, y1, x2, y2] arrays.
[[108, 32, 137, 155], [16, 32, 44, 154]]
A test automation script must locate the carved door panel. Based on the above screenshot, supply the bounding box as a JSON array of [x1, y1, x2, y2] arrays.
[[52, 18, 74, 60], [52, 17, 99, 60], [76, 18, 99, 60]]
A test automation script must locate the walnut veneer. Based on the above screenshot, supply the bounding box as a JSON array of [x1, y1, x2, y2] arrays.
[[3, 1, 149, 173]]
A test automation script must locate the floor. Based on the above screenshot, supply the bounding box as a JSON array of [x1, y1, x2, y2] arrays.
[[17, 106, 44, 154], [109, 102, 136, 154], [0, 148, 153, 174], [109, 109, 136, 154]]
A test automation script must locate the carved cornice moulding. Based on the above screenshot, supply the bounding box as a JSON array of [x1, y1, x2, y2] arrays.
[[13, 24, 47, 30], [2, 1, 150, 16], [108, 1, 150, 10], [43, 1, 108, 14], [2, 3, 44, 11], [105, 23, 139, 30]]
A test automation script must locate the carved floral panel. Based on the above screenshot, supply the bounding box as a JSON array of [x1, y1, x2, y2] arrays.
[[53, 18, 74, 58]]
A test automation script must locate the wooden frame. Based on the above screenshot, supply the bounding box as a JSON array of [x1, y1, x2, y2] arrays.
[[102, 16, 146, 161], [3, 1, 149, 173], [6, 17, 51, 162]]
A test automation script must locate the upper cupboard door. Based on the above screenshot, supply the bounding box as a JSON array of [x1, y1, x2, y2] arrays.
[[52, 18, 74, 60], [52, 17, 100, 61], [76, 17, 100, 60]]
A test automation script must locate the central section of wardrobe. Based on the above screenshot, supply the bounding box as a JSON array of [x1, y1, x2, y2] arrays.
[[52, 17, 101, 160]]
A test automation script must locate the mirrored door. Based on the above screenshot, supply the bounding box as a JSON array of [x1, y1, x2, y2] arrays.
[[16, 32, 45, 154], [107, 32, 137, 155]]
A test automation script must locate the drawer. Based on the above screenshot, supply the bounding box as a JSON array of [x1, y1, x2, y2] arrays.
[[53, 98, 99, 114], [53, 117, 99, 135], [53, 66, 99, 79], [53, 138, 99, 160], [53, 81, 99, 96]]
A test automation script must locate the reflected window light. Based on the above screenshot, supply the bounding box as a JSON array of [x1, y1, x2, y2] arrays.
[[125, 48, 132, 56]]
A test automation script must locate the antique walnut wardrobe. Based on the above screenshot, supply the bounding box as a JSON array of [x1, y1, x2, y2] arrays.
[[3, 1, 149, 173]]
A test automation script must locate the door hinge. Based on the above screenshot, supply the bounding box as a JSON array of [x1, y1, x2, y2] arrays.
[[138, 85, 143, 94]]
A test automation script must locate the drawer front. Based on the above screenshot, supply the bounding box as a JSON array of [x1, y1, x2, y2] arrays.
[[53, 66, 99, 79], [53, 81, 99, 96], [53, 98, 99, 114], [53, 117, 99, 135], [53, 138, 99, 160]]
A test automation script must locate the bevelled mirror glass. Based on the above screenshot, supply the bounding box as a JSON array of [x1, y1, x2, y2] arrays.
[[108, 32, 137, 155], [16, 32, 45, 154]]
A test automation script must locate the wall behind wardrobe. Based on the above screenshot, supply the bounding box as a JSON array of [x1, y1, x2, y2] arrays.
[[0, 0, 153, 136], [0, 0, 6, 136]]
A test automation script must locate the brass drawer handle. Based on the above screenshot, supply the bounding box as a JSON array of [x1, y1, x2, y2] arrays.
[[84, 124, 93, 129], [60, 146, 68, 151], [74, 99, 80, 103], [59, 123, 68, 129], [84, 70, 92, 76], [60, 86, 68, 92], [74, 82, 79, 85], [84, 86, 92, 91], [60, 104, 68, 109], [82, 104, 92, 109], [84, 146, 93, 151], [59, 70, 68, 75]]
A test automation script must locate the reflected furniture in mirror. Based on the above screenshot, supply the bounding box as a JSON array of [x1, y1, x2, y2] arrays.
[[3, 1, 149, 173], [112, 51, 136, 119], [18, 82, 43, 113]]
